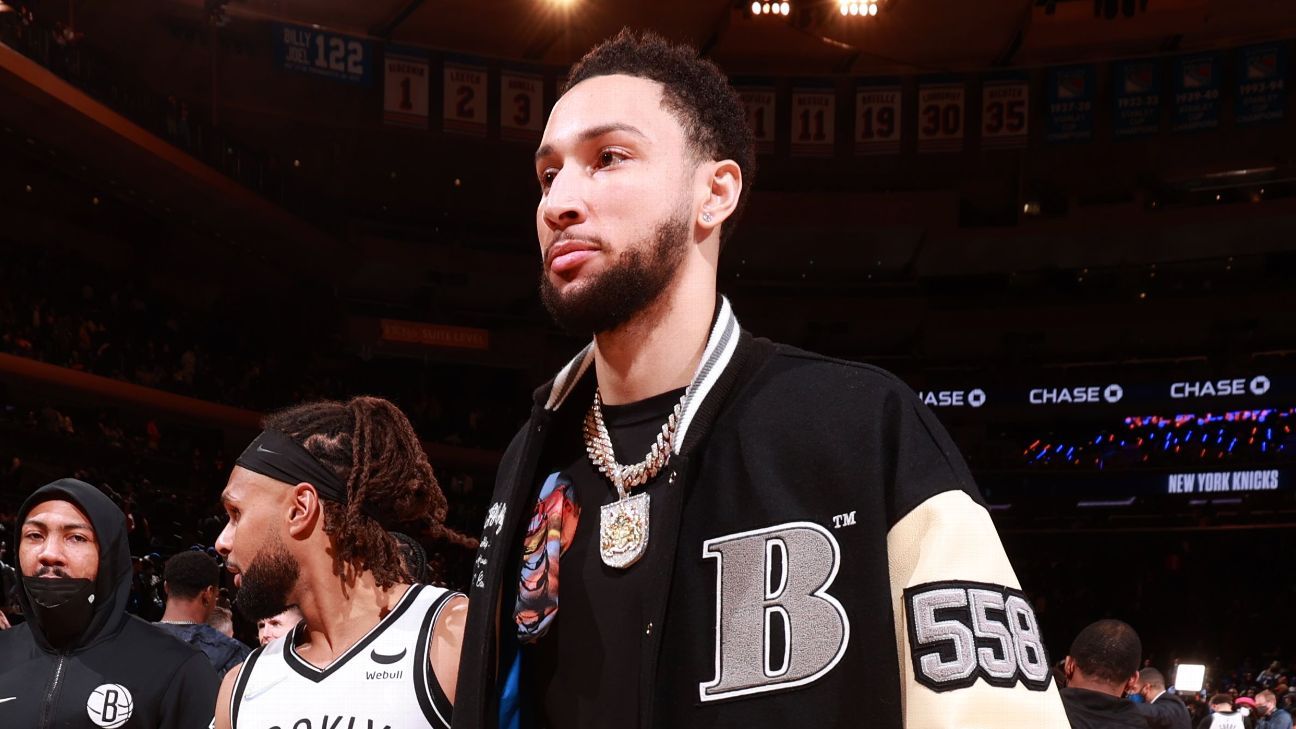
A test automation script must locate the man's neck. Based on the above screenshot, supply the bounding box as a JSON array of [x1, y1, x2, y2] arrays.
[[592, 269, 716, 406], [160, 599, 208, 625], [1067, 674, 1126, 698], [293, 569, 410, 663]]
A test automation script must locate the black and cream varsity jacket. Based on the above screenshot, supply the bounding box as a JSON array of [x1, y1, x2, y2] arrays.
[[453, 298, 1069, 729]]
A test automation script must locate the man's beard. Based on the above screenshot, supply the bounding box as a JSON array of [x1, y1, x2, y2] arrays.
[[234, 532, 300, 623], [539, 207, 691, 336]]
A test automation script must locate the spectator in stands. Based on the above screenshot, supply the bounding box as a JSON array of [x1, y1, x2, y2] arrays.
[[1059, 619, 1147, 728], [1238, 696, 1258, 721], [1260, 663, 1285, 690], [255, 605, 301, 646], [0, 478, 218, 727], [1256, 690, 1294, 729], [155, 549, 249, 677], [0, 529, 16, 629], [207, 604, 235, 638], [1197, 694, 1249, 729], [1138, 667, 1194, 729]]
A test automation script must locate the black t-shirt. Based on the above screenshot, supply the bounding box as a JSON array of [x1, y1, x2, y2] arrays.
[[509, 387, 686, 729]]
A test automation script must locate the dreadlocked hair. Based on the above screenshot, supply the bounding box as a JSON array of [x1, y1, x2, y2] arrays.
[[262, 396, 476, 590]]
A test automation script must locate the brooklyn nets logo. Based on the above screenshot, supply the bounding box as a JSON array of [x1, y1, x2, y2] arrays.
[[86, 683, 134, 729]]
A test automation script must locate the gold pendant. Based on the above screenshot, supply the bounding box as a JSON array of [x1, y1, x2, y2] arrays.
[[599, 491, 650, 569]]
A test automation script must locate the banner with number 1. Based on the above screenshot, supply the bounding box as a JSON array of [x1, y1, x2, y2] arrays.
[[383, 48, 428, 130]]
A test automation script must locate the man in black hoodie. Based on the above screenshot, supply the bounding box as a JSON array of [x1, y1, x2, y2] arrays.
[[0, 478, 219, 728], [1059, 619, 1148, 729]]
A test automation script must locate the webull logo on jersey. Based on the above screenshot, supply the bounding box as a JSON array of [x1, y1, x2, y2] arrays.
[[364, 669, 404, 681]]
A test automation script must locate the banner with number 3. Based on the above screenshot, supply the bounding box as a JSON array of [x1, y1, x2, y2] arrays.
[[500, 71, 544, 142]]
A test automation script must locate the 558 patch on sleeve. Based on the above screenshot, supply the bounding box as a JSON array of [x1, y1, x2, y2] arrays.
[[903, 580, 1052, 693]]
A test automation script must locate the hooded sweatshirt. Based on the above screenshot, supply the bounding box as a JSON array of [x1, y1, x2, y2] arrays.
[[0, 478, 219, 728]]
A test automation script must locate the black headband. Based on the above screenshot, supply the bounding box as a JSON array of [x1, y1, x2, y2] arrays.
[[235, 429, 367, 515]]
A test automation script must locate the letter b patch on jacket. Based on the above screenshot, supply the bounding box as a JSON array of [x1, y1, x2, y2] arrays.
[[699, 522, 850, 702]]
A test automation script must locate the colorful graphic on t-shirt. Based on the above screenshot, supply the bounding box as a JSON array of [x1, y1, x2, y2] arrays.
[[514, 471, 580, 643]]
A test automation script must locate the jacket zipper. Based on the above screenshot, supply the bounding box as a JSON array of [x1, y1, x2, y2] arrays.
[[40, 653, 67, 729]]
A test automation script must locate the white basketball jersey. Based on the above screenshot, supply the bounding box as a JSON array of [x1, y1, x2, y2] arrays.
[[230, 584, 459, 729]]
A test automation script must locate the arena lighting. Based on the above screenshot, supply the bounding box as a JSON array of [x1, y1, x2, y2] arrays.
[[840, 0, 880, 16], [1176, 664, 1205, 692], [751, 1, 790, 15]]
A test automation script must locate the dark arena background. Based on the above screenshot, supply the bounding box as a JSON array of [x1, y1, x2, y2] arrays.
[[2, 0, 1295, 716]]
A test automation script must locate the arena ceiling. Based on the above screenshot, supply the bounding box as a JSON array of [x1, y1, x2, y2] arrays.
[[184, 0, 1296, 74]]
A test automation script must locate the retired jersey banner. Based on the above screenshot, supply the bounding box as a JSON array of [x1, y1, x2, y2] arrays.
[[1172, 53, 1221, 132], [1112, 60, 1161, 137], [1235, 43, 1288, 125], [383, 48, 429, 129], [273, 23, 373, 85], [980, 75, 1029, 149], [917, 81, 965, 153], [443, 60, 488, 136], [790, 86, 836, 157], [499, 71, 545, 142], [1045, 65, 1094, 143], [735, 82, 777, 155], [854, 82, 902, 155]]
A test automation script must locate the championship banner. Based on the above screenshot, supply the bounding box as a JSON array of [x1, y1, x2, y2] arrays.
[[1112, 60, 1161, 137], [383, 48, 429, 129], [1235, 43, 1288, 125], [273, 23, 373, 85], [980, 74, 1029, 149], [917, 80, 965, 153], [1045, 65, 1094, 143], [499, 70, 545, 142], [854, 81, 902, 155], [790, 85, 836, 157], [443, 59, 488, 136], [735, 80, 777, 155], [1172, 53, 1221, 132]]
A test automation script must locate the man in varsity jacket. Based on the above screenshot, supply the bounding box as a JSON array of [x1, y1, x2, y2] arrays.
[[452, 30, 1070, 729]]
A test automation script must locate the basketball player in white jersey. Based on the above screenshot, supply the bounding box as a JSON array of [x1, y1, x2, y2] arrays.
[[213, 396, 475, 729]]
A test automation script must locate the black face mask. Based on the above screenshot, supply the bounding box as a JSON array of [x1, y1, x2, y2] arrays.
[[23, 576, 96, 648]]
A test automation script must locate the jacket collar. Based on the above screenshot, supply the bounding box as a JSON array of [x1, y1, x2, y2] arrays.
[[540, 295, 743, 456]]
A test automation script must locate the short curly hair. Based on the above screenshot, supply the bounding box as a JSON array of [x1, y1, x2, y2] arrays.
[[565, 28, 756, 247], [164, 550, 220, 600]]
